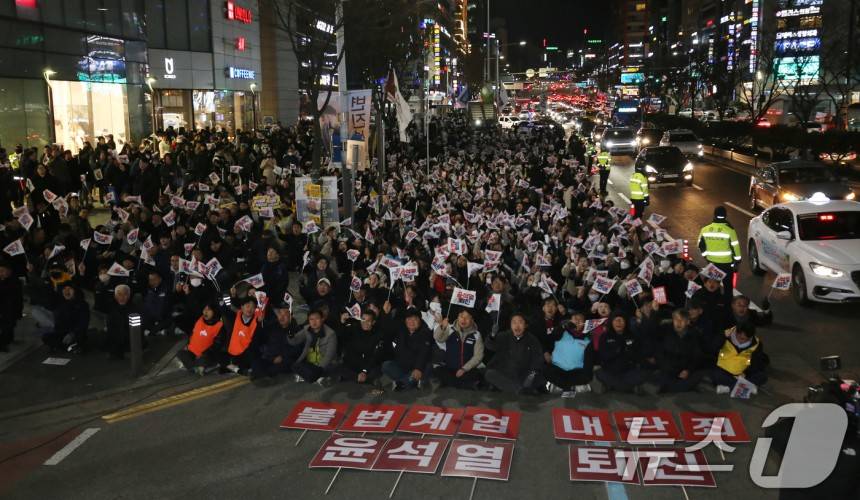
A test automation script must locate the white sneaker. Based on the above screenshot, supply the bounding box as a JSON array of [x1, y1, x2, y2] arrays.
[[561, 391, 577, 399], [575, 384, 592, 393], [226, 363, 240, 373], [546, 382, 563, 394], [294, 374, 306, 383], [749, 383, 758, 395], [716, 385, 731, 394]]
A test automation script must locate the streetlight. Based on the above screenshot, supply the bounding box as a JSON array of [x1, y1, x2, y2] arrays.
[[146, 77, 157, 135], [43, 69, 56, 143], [519, 40, 526, 46], [249, 82, 258, 132]]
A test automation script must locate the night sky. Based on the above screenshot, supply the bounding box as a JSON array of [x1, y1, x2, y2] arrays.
[[492, 0, 607, 44], [488, 0, 609, 68]]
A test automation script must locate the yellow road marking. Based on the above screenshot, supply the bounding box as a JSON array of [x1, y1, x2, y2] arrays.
[[102, 377, 249, 424]]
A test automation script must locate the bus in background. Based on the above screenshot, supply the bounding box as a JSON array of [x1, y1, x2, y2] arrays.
[[612, 98, 640, 127]]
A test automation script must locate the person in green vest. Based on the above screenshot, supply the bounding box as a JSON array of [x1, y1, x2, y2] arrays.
[[698, 206, 742, 304], [596, 149, 611, 195], [628, 163, 649, 218]]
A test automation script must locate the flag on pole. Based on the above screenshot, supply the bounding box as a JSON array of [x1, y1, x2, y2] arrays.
[[485, 293, 501, 313], [385, 68, 413, 142], [450, 287, 477, 308], [3, 239, 24, 256], [107, 262, 130, 277], [243, 273, 265, 289]]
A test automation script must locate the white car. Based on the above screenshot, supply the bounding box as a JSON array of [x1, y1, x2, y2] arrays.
[[747, 195, 860, 305], [660, 129, 704, 158], [498, 116, 519, 129]]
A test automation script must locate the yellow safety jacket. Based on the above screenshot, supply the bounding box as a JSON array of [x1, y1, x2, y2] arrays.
[[717, 338, 760, 376], [596, 151, 611, 167], [698, 222, 741, 264], [629, 172, 649, 200]]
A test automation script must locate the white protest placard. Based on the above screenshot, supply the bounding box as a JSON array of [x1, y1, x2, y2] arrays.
[[772, 273, 792, 290], [701, 263, 727, 282], [450, 287, 477, 308], [625, 279, 643, 298]]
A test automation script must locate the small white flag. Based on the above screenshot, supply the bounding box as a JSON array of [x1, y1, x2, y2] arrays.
[[3, 239, 25, 256], [107, 262, 130, 277]]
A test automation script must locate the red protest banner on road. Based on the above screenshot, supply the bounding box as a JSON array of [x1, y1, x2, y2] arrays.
[[280, 400, 349, 431], [569, 446, 640, 484], [459, 407, 521, 440], [441, 439, 515, 481], [679, 411, 750, 443], [340, 403, 407, 434], [371, 437, 449, 474], [613, 411, 681, 444], [397, 405, 464, 436], [308, 434, 386, 470], [638, 448, 716, 487], [552, 409, 616, 442]]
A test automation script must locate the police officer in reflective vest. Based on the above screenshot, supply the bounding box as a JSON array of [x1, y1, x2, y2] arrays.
[[628, 163, 649, 218], [698, 206, 742, 304], [596, 149, 611, 195]]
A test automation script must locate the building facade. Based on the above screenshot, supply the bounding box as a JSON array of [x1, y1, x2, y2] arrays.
[[0, 0, 150, 151], [146, 0, 262, 135]]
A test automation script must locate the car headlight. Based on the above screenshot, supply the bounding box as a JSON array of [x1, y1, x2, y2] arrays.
[[640, 138, 650, 145], [781, 192, 800, 202], [697, 144, 703, 149], [645, 165, 658, 173], [809, 262, 844, 278], [846, 192, 856, 200], [683, 162, 694, 172], [605, 140, 614, 148]]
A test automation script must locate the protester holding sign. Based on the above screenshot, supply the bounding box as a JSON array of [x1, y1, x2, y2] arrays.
[[433, 310, 484, 390]]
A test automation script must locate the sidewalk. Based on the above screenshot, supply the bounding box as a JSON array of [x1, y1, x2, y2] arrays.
[[0, 306, 182, 411]]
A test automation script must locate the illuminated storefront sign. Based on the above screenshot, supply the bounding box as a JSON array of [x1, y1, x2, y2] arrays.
[[227, 67, 255, 79], [225, 1, 252, 24], [775, 55, 819, 83], [776, 6, 820, 17], [163, 57, 177, 79]]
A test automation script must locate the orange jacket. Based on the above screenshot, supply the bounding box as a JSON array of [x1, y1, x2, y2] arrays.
[[227, 313, 258, 356], [187, 317, 224, 358]]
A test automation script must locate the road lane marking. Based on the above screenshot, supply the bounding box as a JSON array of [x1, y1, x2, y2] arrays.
[[617, 192, 631, 204], [101, 377, 249, 424], [692, 183, 704, 191], [724, 201, 756, 219], [43, 428, 100, 466]]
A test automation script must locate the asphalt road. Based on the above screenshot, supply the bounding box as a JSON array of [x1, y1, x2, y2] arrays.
[[604, 155, 860, 382], [1, 155, 858, 499]]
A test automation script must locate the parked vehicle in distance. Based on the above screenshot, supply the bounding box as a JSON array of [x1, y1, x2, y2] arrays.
[[749, 160, 856, 210]]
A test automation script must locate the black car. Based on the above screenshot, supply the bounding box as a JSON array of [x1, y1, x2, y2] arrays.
[[749, 160, 856, 210], [634, 146, 694, 186]]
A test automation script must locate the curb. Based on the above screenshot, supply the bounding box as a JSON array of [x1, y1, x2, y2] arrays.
[[0, 339, 42, 374], [143, 338, 187, 380]]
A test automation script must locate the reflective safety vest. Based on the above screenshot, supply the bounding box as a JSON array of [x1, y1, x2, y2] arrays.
[[188, 317, 223, 357], [717, 338, 759, 376], [227, 314, 258, 356], [698, 222, 741, 264], [596, 151, 611, 167], [629, 172, 649, 200]]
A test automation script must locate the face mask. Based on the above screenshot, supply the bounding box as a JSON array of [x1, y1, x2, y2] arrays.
[[620, 260, 630, 270], [660, 260, 671, 270], [596, 244, 605, 252], [190, 278, 202, 287], [588, 293, 600, 302]]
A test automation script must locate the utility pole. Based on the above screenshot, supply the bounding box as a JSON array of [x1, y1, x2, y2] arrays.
[[847, 0, 857, 130], [336, 0, 353, 220], [485, 0, 491, 82]]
